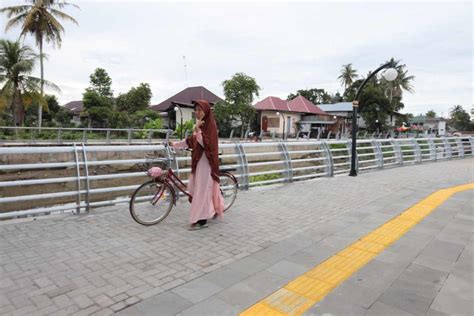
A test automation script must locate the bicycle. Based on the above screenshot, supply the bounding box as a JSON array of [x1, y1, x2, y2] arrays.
[[129, 143, 239, 226]]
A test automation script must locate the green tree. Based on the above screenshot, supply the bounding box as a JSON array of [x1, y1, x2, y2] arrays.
[[175, 120, 194, 139], [337, 63, 358, 91], [116, 83, 152, 113], [0, 40, 57, 126], [287, 88, 332, 104], [222, 72, 260, 135], [381, 58, 415, 112], [359, 84, 391, 133], [88, 68, 113, 98], [449, 105, 472, 131], [213, 100, 234, 137], [331, 92, 343, 103], [87, 106, 114, 128], [426, 110, 436, 118], [82, 90, 113, 128], [129, 109, 159, 128], [1, 0, 79, 127]]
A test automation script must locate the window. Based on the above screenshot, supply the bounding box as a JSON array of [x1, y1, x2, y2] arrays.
[[267, 118, 280, 128]]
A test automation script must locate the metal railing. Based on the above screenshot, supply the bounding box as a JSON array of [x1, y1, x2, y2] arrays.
[[0, 126, 171, 145], [0, 136, 472, 219]]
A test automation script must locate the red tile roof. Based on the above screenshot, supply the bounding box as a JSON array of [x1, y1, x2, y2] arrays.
[[254, 96, 289, 112], [287, 96, 327, 115], [150, 86, 223, 111], [253, 96, 328, 115]]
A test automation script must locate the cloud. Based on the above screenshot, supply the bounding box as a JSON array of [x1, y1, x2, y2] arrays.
[[1, 1, 471, 116]]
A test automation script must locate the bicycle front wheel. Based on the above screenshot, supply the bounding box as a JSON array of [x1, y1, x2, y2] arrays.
[[130, 180, 175, 226], [220, 173, 238, 212]]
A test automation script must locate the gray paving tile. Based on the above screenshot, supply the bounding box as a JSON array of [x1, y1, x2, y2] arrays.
[[323, 281, 384, 309], [399, 263, 448, 286], [430, 291, 474, 315], [225, 257, 269, 276], [365, 301, 415, 316], [379, 285, 433, 315], [265, 260, 308, 279], [349, 259, 405, 290], [201, 266, 249, 289], [177, 296, 240, 316], [215, 282, 265, 310], [171, 278, 223, 304], [303, 294, 367, 316], [116, 291, 192, 316]]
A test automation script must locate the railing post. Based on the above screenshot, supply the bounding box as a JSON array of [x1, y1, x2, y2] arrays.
[[147, 130, 152, 144], [234, 141, 249, 190], [229, 129, 234, 141], [106, 129, 111, 144], [82, 129, 88, 144], [373, 140, 384, 169], [321, 141, 334, 177], [442, 138, 452, 159], [57, 128, 62, 144], [391, 139, 403, 165], [327, 131, 332, 140], [412, 139, 422, 163], [73, 143, 82, 214], [469, 136, 474, 156], [455, 138, 464, 158], [127, 129, 132, 144], [278, 140, 293, 182], [244, 129, 250, 140], [81, 143, 91, 212], [427, 138, 437, 161]]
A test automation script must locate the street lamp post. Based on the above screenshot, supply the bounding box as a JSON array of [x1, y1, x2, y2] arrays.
[[174, 105, 183, 140], [349, 61, 398, 176], [276, 111, 286, 140]]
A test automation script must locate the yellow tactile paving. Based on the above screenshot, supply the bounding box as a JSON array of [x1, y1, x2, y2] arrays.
[[239, 183, 474, 316]]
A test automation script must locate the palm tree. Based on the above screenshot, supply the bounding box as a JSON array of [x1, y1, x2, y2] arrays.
[[0, 40, 52, 126], [1, 0, 79, 127], [337, 63, 359, 91], [382, 58, 415, 104]]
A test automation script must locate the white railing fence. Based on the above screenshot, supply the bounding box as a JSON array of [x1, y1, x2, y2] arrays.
[[0, 137, 472, 219]]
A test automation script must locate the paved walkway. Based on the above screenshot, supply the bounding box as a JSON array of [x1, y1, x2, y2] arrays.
[[0, 159, 472, 315]]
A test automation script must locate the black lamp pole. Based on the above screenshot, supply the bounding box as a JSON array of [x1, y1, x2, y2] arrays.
[[349, 61, 394, 176]]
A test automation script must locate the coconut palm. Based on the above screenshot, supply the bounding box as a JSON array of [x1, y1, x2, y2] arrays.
[[381, 58, 415, 103], [1, 0, 79, 127], [0, 39, 58, 126], [337, 63, 359, 91]]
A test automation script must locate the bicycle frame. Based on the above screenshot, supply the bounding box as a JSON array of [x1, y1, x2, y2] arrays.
[[164, 168, 191, 199]]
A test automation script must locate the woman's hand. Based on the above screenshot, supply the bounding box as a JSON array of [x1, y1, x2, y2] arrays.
[[194, 118, 205, 131]]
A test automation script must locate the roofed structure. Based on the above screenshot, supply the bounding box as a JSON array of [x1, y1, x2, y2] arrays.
[[253, 96, 328, 115], [150, 86, 223, 112]]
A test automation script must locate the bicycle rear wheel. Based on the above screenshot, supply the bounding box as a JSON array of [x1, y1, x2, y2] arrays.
[[130, 180, 174, 226], [220, 173, 238, 212]]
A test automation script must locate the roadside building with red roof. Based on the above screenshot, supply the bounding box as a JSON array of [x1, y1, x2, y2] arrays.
[[253, 95, 344, 137]]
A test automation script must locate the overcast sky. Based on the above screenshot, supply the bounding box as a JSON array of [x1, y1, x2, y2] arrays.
[[1, 0, 472, 117]]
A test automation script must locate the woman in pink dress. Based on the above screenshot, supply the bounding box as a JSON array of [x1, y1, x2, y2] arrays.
[[171, 100, 225, 230]]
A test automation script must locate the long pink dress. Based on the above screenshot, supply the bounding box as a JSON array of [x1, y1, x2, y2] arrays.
[[173, 131, 225, 224]]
